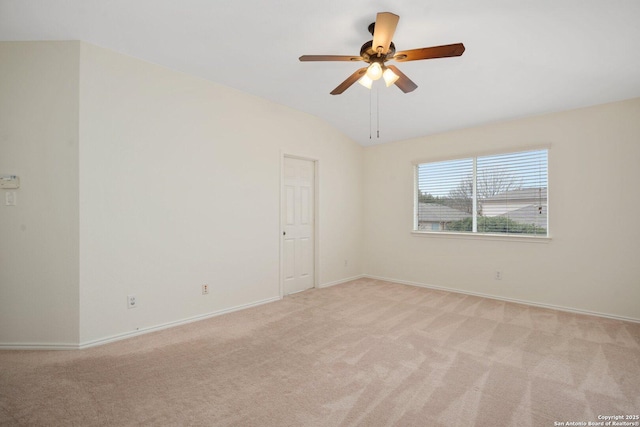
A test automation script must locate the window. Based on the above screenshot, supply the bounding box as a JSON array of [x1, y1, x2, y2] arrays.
[[415, 149, 548, 237]]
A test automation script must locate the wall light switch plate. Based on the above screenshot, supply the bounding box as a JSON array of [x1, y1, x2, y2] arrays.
[[5, 191, 16, 206]]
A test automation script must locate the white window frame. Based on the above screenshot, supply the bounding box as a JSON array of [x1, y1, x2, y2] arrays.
[[412, 147, 550, 243]]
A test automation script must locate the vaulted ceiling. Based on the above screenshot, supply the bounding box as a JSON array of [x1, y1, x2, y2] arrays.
[[2, 0, 639, 146]]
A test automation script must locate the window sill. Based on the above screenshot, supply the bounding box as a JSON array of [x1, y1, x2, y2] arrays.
[[411, 231, 551, 243]]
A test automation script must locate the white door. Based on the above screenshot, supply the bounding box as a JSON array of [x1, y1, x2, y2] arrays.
[[282, 157, 315, 295]]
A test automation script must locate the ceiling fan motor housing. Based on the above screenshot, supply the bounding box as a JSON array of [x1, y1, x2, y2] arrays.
[[360, 40, 396, 63]]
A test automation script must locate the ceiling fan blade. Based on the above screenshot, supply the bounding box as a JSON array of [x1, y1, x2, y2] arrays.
[[394, 43, 465, 62], [299, 55, 363, 62], [386, 65, 417, 93], [372, 12, 400, 55], [330, 68, 367, 95]]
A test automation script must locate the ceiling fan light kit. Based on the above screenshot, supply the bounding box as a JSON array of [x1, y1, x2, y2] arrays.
[[382, 67, 399, 87], [299, 12, 465, 95], [365, 62, 383, 80], [358, 74, 373, 89]]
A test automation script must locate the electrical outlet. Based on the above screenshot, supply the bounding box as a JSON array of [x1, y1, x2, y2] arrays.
[[202, 284, 209, 295], [495, 271, 502, 280], [127, 294, 137, 308]]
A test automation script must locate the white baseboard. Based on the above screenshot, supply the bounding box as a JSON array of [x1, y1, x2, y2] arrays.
[[317, 274, 365, 289], [363, 274, 640, 324], [5, 275, 636, 351], [78, 295, 282, 349], [0, 295, 282, 351], [0, 342, 80, 351]]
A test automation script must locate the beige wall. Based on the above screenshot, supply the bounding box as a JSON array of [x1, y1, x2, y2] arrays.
[[1, 41, 363, 347], [2, 40, 638, 348], [363, 97, 640, 320], [77, 43, 363, 345], [0, 42, 80, 346]]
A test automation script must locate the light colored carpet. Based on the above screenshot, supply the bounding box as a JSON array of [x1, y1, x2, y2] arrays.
[[1, 279, 639, 426]]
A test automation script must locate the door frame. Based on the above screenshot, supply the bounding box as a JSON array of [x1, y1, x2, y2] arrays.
[[279, 153, 319, 298]]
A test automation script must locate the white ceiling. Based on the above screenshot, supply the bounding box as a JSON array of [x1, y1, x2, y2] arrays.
[[2, 0, 640, 146]]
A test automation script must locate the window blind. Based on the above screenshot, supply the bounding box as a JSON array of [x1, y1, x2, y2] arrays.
[[416, 149, 548, 236]]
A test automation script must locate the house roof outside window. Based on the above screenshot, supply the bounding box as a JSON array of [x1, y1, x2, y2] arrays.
[[418, 203, 471, 222]]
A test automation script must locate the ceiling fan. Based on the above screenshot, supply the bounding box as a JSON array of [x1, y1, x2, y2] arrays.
[[299, 12, 465, 95]]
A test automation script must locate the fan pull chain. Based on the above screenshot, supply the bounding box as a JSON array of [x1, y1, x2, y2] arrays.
[[368, 86, 381, 139], [369, 88, 372, 139], [377, 86, 380, 138]]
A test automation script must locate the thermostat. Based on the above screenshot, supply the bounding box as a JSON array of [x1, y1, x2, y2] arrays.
[[0, 175, 20, 189]]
